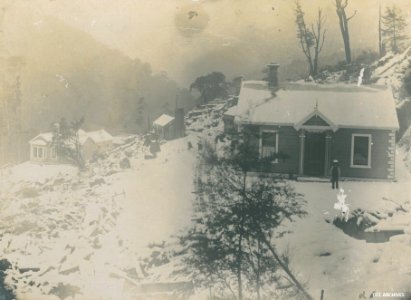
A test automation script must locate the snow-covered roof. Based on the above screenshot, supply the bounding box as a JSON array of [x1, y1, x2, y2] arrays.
[[87, 129, 113, 144], [234, 81, 399, 130], [29, 132, 54, 145], [29, 129, 113, 146], [153, 114, 175, 127], [77, 129, 90, 144], [224, 106, 237, 117]]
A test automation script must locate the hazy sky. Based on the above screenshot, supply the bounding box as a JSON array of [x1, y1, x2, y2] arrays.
[[3, 0, 411, 85]]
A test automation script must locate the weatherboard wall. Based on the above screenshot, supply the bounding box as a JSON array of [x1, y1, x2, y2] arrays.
[[242, 124, 394, 179], [331, 128, 392, 179], [244, 125, 300, 174]]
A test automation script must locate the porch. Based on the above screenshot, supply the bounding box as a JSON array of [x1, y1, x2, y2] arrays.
[[298, 129, 333, 178]]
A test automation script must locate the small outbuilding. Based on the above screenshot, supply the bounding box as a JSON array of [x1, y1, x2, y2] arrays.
[[84, 129, 114, 159], [223, 106, 238, 133], [153, 114, 175, 140]]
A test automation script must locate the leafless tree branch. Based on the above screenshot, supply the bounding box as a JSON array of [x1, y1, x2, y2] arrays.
[[347, 10, 357, 21]]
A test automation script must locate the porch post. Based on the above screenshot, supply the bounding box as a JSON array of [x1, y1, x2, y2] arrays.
[[298, 130, 305, 175], [324, 131, 332, 176]]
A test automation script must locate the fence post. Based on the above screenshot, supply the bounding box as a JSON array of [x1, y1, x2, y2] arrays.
[[320, 289, 324, 300]]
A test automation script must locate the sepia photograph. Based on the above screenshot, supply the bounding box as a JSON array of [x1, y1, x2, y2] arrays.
[[0, 0, 411, 299]]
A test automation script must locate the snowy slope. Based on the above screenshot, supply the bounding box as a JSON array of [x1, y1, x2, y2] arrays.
[[373, 46, 411, 104], [1, 98, 411, 299], [275, 150, 411, 299], [0, 135, 199, 300]]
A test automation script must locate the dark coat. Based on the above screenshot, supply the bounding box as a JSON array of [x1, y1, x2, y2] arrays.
[[329, 165, 341, 179]]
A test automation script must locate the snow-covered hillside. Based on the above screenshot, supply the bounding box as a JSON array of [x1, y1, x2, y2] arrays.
[[373, 46, 411, 105], [0, 135, 199, 300]]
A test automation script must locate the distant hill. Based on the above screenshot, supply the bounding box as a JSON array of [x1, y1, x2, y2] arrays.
[[15, 16, 195, 134]]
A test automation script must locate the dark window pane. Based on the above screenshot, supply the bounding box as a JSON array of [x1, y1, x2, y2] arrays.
[[353, 136, 369, 166], [261, 132, 277, 158], [262, 132, 276, 147]]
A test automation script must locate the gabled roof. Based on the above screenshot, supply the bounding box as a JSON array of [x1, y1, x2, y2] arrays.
[[87, 129, 113, 143], [234, 81, 399, 130], [29, 132, 54, 145], [295, 109, 338, 132], [223, 106, 238, 117], [153, 114, 174, 127], [29, 129, 113, 146], [77, 129, 90, 144]]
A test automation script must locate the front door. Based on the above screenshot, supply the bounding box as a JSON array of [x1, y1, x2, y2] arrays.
[[304, 132, 325, 176]]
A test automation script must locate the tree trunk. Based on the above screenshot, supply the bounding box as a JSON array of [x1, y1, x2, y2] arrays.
[[336, 4, 352, 64], [237, 233, 243, 300], [256, 238, 261, 300], [260, 234, 314, 300], [304, 40, 314, 77], [237, 171, 247, 300], [342, 25, 352, 64], [341, 15, 352, 63]]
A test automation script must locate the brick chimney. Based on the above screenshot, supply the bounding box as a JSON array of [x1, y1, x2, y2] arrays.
[[266, 63, 280, 89]]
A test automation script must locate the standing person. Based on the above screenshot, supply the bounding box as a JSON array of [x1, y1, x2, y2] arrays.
[[329, 159, 341, 189]]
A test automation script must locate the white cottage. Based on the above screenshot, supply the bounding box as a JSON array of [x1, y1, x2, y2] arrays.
[[29, 129, 114, 163], [29, 132, 58, 163]]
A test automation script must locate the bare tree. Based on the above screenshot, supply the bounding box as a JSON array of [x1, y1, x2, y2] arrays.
[[382, 5, 408, 53], [295, 1, 326, 77], [312, 9, 327, 76], [334, 0, 357, 64]]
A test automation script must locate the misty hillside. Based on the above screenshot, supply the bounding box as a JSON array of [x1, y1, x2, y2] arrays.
[[16, 16, 194, 133], [370, 48, 411, 139], [373, 46, 411, 102]]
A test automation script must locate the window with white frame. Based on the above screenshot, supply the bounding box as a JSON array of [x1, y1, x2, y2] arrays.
[[260, 130, 278, 161], [351, 134, 371, 168]]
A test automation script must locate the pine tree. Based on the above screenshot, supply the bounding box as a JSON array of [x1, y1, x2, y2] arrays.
[[180, 135, 311, 300], [52, 117, 85, 169], [382, 5, 408, 53]]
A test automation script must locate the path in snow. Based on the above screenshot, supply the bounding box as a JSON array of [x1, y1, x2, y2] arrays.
[[115, 136, 197, 256]]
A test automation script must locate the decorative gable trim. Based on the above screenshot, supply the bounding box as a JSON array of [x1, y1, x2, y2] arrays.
[[29, 135, 51, 145], [303, 115, 330, 126], [294, 109, 338, 132]]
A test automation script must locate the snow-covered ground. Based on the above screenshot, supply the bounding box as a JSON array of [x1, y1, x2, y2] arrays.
[[115, 136, 196, 255], [0, 135, 199, 300], [1, 100, 411, 299], [273, 148, 411, 300]]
